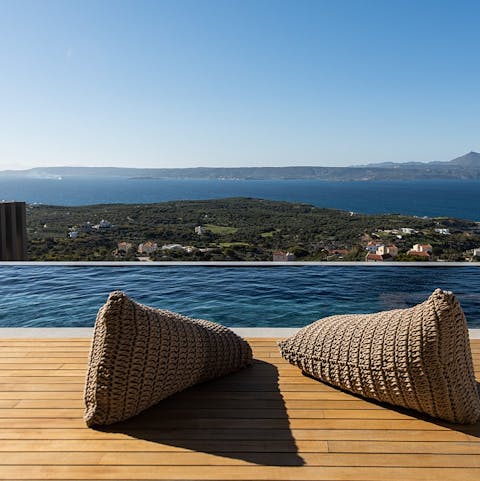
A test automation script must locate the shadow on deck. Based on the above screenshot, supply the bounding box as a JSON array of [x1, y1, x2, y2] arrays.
[[99, 360, 305, 466]]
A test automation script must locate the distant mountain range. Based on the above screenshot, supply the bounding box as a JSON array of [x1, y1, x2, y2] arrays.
[[2, 151, 480, 181]]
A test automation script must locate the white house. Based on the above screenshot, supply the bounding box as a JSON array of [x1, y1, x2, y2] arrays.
[[377, 244, 398, 257], [68, 231, 78, 239], [99, 219, 112, 228], [435, 228, 450, 235], [401, 228, 417, 234], [473, 248, 480, 258], [161, 244, 184, 251], [412, 243, 433, 253], [195, 226, 206, 235], [408, 244, 432, 259], [93, 219, 112, 230]]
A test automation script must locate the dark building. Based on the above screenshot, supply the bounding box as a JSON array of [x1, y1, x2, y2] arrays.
[[0, 202, 27, 260]]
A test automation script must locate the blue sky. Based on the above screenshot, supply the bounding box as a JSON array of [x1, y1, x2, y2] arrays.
[[0, 0, 479, 169]]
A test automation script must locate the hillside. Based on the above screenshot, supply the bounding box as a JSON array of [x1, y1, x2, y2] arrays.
[[26, 198, 480, 261]]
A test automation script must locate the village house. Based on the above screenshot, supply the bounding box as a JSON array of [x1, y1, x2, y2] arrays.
[[272, 251, 296, 261], [93, 219, 112, 230], [377, 244, 398, 257], [473, 248, 480, 258], [195, 226, 206, 235], [412, 243, 432, 253], [366, 241, 383, 253], [435, 228, 450, 235], [401, 227, 417, 234], [408, 243, 432, 259], [138, 241, 158, 254], [365, 242, 398, 260]]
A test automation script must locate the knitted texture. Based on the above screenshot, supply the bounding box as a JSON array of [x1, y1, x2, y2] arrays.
[[84, 291, 252, 426], [279, 289, 480, 424]]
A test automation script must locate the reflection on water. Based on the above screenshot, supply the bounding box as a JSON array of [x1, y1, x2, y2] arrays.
[[0, 266, 479, 328]]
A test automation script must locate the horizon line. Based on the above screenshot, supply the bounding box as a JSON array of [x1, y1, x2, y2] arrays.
[[0, 150, 478, 172]]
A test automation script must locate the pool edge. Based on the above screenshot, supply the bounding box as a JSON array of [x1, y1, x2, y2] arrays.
[[1, 327, 479, 339]]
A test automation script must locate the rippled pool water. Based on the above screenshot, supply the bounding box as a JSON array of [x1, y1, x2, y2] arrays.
[[1, 266, 479, 328]]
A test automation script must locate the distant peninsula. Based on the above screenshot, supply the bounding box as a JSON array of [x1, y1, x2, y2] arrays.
[[2, 151, 480, 181], [26, 198, 480, 262]]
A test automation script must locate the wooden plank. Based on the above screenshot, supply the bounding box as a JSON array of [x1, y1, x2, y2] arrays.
[[0, 363, 64, 369], [308, 409, 418, 420], [0, 351, 88, 358], [168, 391, 361, 400], [0, 338, 92, 341], [0, 397, 403, 410], [0, 403, 460, 423], [0, 428, 475, 442], [0, 465, 478, 480], [0, 383, 84, 391], [0, 342, 90, 345], [3, 438, 478, 455], [81, 389, 362, 401], [328, 440, 480, 454], [0, 383, 347, 398], [135, 382, 356, 393], [0, 366, 302, 376], [11, 399, 419, 419], [0, 391, 82, 400], [0, 377, 86, 384], [0, 357, 88, 363], [0, 369, 85, 376], [12, 404, 418, 421], [0, 451, 479, 468], [0, 347, 90, 352], [0, 415, 86, 426], [0, 438, 328, 453], [0, 416, 456, 431], [7, 393, 476, 413]]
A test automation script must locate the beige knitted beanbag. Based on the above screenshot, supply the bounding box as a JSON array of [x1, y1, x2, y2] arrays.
[[279, 289, 480, 424], [84, 291, 252, 426]]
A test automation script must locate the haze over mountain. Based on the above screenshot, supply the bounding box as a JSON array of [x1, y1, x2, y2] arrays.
[[1, 152, 480, 181]]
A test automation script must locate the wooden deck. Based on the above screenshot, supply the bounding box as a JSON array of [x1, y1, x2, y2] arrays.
[[0, 338, 479, 480]]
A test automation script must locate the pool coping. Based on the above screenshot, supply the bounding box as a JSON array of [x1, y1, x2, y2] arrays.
[[1, 327, 479, 339], [1, 261, 480, 266]]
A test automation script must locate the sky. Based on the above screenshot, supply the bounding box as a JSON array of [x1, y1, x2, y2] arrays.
[[0, 0, 479, 169]]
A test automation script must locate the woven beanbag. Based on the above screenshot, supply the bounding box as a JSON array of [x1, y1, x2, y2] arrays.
[[84, 291, 252, 426], [279, 289, 480, 424]]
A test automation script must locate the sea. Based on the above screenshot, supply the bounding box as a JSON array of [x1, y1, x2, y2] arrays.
[[0, 176, 479, 328], [1, 266, 479, 328], [0, 176, 479, 219]]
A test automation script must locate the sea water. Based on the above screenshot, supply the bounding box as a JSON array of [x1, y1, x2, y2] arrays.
[[0, 176, 479, 220]]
